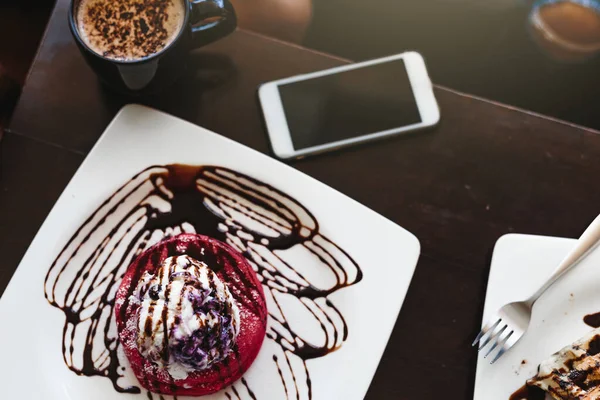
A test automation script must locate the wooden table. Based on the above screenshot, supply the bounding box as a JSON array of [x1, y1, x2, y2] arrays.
[[3, 0, 600, 398]]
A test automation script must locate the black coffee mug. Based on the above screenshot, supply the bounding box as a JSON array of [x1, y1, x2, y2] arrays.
[[69, 0, 237, 94]]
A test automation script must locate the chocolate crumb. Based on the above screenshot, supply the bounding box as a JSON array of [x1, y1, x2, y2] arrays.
[[139, 18, 149, 34]]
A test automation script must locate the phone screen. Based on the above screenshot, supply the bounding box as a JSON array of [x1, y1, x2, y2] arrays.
[[278, 59, 422, 150]]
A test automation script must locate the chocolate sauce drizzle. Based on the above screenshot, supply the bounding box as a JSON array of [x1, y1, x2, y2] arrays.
[[508, 384, 546, 400], [510, 313, 600, 399], [44, 165, 362, 399], [509, 335, 600, 399], [146, 393, 175, 400], [584, 312, 600, 328], [508, 308, 600, 399]]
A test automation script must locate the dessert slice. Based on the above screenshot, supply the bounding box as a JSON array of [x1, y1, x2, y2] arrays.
[[527, 328, 600, 399], [115, 233, 267, 396]]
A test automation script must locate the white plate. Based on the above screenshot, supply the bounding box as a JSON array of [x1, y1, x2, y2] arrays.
[[474, 233, 600, 399], [0, 105, 420, 400]]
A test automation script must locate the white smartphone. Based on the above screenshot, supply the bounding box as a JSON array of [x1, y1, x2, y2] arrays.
[[258, 51, 440, 160]]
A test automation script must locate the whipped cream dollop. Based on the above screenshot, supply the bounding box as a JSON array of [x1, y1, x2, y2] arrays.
[[134, 255, 240, 379]]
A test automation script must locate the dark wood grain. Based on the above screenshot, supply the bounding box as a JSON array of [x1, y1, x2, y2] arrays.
[[4, 0, 600, 398], [0, 133, 84, 287], [6, 0, 345, 154]]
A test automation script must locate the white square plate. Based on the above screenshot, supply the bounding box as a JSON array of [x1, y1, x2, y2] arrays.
[[474, 233, 600, 399], [0, 105, 420, 400]]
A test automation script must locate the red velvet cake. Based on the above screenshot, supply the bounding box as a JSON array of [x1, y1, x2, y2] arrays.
[[115, 233, 267, 396]]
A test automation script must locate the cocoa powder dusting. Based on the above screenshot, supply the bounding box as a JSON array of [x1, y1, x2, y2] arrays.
[[78, 0, 183, 60]]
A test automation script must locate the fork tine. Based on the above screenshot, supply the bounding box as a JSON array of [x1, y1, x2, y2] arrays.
[[472, 317, 501, 347], [479, 324, 508, 358], [490, 330, 514, 364], [482, 325, 507, 356], [478, 321, 505, 351]]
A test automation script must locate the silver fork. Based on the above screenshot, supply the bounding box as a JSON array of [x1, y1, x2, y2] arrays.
[[473, 214, 600, 364]]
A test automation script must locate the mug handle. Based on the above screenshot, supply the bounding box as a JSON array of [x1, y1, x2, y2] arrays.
[[189, 0, 237, 47]]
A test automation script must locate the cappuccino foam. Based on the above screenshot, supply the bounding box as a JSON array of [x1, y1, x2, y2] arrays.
[[77, 0, 185, 61]]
